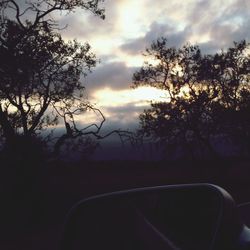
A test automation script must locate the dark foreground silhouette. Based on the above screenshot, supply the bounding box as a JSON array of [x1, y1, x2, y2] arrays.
[[0, 158, 250, 249]]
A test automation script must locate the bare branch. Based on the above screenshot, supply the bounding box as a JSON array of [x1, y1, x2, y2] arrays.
[[9, 0, 25, 29]]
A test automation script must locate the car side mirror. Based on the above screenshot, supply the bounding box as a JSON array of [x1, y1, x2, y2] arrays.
[[60, 184, 250, 250]]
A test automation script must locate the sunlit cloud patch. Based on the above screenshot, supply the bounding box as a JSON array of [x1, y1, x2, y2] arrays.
[[92, 86, 169, 108]]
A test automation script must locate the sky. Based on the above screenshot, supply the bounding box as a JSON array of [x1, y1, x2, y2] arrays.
[[10, 0, 250, 159], [57, 0, 250, 129], [56, 0, 250, 159]]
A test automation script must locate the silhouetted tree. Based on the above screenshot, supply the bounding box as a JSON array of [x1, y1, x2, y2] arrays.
[[0, 0, 108, 229], [133, 38, 250, 159], [0, 0, 108, 159], [200, 41, 250, 142]]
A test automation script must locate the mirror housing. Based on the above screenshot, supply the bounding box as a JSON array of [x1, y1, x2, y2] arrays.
[[61, 184, 250, 250]]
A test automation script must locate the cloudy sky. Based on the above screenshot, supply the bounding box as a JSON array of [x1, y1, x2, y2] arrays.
[[7, 0, 250, 159], [57, 0, 250, 159], [57, 0, 250, 137]]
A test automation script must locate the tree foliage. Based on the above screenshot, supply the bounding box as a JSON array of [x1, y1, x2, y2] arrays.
[[0, 0, 106, 159], [133, 38, 250, 159]]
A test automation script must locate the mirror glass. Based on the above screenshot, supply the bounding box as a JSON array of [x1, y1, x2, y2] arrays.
[[62, 185, 223, 250]]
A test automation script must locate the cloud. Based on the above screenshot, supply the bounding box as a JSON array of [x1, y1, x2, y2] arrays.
[[59, 0, 123, 40], [209, 13, 250, 46], [49, 0, 250, 125], [102, 104, 147, 124], [59, 9, 111, 41], [75, 103, 144, 138], [84, 61, 137, 93], [187, 0, 250, 53], [120, 22, 192, 55], [120, 0, 250, 56]]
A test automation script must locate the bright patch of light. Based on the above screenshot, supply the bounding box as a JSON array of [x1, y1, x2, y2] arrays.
[[92, 86, 169, 108], [189, 33, 211, 44], [117, 1, 146, 38], [123, 54, 145, 67]]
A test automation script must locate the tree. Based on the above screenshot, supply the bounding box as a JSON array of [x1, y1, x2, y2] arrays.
[[200, 41, 250, 134], [0, 0, 108, 159], [133, 38, 250, 160]]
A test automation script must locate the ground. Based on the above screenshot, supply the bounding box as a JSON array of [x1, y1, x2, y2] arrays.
[[1, 159, 250, 250]]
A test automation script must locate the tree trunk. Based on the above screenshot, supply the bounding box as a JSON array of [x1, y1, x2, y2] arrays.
[[0, 106, 16, 144]]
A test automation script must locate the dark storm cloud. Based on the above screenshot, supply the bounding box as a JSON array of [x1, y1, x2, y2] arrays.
[[84, 62, 137, 93], [120, 22, 192, 55]]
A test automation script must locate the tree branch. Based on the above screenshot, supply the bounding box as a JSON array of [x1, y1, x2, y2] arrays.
[[9, 0, 25, 29]]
